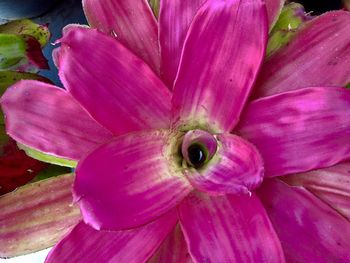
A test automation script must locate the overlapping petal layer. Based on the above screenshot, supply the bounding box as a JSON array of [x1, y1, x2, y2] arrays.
[[254, 11, 350, 98], [283, 161, 350, 221], [171, 0, 267, 132], [148, 224, 192, 263], [178, 191, 285, 262], [46, 210, 177, 263], [58, 26, 171, 135], [159, 0, 283, 88], [185, 134, 264, 195], [266, 0, 285, 30], [82, 0, 160, 72], [158, 0, 206, 87], [74, 130, 192, 230], [238, 87, 350, 177], [258, 179, 350, 262], [0, 80, 113, 160]]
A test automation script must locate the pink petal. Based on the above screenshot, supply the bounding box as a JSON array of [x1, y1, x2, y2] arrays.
[[283, 161, 350, 221], [0, 80, 113, 161], [46, 210, 177, 263], [254, 11, 350, 98], [82, 0, 160, 72], [184, 133, 264, 195], [158, 0, 206, 88], [237, 87, 350, 177], [178, 191, 285, 262], [74, 130, 192, 230], [148, 224, 192, 263], [58, 26, 171, 135], [266, 0, 285, 30], [258, 179, 350, 262], [158, 0, 282, 89], [171, 0, 267, 132]]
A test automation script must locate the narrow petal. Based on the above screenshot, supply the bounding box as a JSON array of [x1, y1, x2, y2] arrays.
[[158, 0, 206, 87], [82, 0, 160, 72], [283, 161, 350, 221], [237, 87, 350, 177], [184, 133, 264, 195], [258, 179, 350, 262], [159, 0, 281, 88], [0, 174, 81, 258], [266, 0, 285, 30], [178, 191, 285, 262], [148, 224, 192, 263], [74, 130, 192, 230], [58, 26, 172, 135], [172, 0, 267, 132], [254, 11, 350, 98], [0, 80, 113, 161], [46, 211, 177, 263]]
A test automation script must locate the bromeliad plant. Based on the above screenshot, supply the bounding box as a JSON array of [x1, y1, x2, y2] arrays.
[[1, 0, 350, 262], [0, 19, 51, 194], [0, 20, 75, 257]]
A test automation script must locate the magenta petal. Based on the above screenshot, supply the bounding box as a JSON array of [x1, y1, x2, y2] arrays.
[[171, 0, 267, 132], [185, 133, 264, 195], [283, 161, 350, 221], [178, 191, 285, 262], [258, 179, 350, 262], [74, 130, 192, 230], [82, 0, 160, 72], [46, 211, 177, 263], [148, 224, 192, 263], [58, 26, 171, 135], [158, 0, 206, 88], [238, 87, 350, 177], [254, 11, 350, 98], [0, 80, 113, 160], [266, 0, 285, 30]]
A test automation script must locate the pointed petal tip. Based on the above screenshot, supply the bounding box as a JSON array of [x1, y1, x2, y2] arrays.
[[56, 25, 171, 135], [1, 80, 113, 161]]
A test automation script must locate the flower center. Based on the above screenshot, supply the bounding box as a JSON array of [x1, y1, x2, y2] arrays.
[[181, 130, 217, 169], [187, 143, 207, 168]]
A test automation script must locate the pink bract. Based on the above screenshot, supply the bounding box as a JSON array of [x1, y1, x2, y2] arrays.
[[1, 0, 350, 262]]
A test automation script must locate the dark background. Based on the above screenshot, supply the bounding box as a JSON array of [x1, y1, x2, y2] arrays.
[[293, 0, 343, 15]]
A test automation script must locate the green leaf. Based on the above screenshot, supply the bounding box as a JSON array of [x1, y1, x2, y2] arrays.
[[0, 34, 48, 72], [267, 3, 309, 56], [17, 143, 78, 168], [0, 70, 51, 90], [0, 124, 8, 145], [0, 34, 26, 69], [346, 83, 350, 89], [31, 164, 72, 182], [148, 0, 159, 18], [0, 19, 50, 47], [0, 173, 80, 257]]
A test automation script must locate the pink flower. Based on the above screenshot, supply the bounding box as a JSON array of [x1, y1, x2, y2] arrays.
[[1, 0, 350, 262]]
